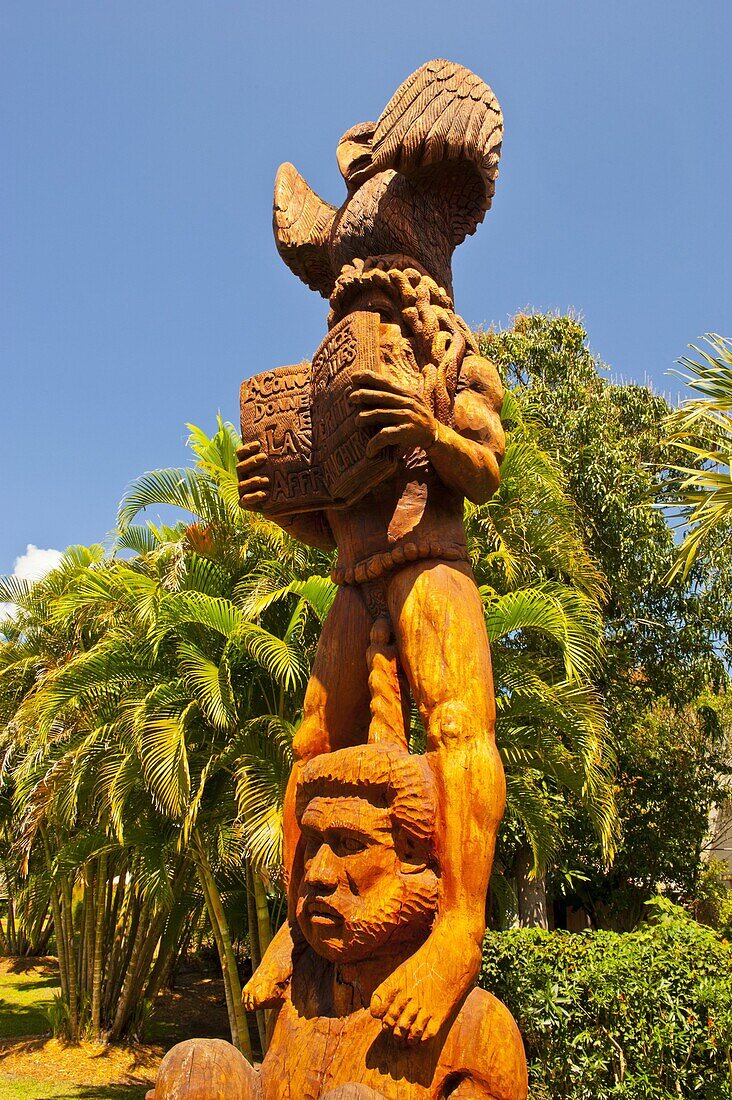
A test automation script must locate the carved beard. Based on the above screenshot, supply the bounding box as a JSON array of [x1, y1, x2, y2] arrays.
[[299, 870, 437, 963]]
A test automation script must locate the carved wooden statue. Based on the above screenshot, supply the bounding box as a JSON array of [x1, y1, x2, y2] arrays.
[[148, 743, 527, 1099], [148, 58, 527, 1099]]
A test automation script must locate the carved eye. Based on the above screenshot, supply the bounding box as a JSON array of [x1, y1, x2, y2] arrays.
[[338, 835, 366, 855]]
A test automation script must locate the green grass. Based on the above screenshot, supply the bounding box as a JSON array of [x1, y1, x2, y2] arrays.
[[0, 961, 150, 1098], [0, 961, 58, 1038], [1, 1086, 148, 1100]]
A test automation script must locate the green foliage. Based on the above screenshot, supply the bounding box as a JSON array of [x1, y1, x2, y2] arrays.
[[665, 335, 732, 580], [465, 388, 616, 881], [482, 313, 732, 924], [481, 899, 732, 1098], [559, 699, 731, 930], [481, 313, 731, 708]]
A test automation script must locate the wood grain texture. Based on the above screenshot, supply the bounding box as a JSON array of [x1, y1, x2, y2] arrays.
[[150, 58, 527, 1100], [272, 59, 503, 300]]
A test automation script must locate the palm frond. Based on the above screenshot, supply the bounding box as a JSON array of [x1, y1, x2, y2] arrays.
[[138, 714, 191, 819], [663, 335, 732, 580]]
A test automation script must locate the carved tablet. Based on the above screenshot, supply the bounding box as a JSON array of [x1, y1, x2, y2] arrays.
[[240, 311, 400, 517]]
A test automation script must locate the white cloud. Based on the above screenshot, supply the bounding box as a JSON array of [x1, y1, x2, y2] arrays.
[[12, 544, 64, 582], [1, 544, 64, 624]]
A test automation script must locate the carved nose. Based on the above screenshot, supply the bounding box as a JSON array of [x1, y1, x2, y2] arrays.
[[304, 845, 339, 891]]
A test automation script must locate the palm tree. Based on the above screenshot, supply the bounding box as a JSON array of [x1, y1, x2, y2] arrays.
[[0, 546, 200, 1043], [664, 335, 732, 581], [466, 391, 616, 926]]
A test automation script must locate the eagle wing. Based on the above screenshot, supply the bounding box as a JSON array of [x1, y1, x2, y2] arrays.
[[273, 162, 337, 298], [370, 59, 503, 248]]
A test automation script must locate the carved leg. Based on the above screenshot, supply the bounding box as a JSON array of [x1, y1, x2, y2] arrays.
[[370, 560, 505, 1042], [242, 585, 372, 1011]]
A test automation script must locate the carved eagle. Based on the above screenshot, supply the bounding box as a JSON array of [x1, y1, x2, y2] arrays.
[[273, 59, 503, 300]]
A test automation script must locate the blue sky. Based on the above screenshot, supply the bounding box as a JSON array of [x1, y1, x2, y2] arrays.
[[3, 1, 731, 576]]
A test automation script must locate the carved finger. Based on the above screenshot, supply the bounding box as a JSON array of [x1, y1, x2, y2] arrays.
[[365, 426, 412, 457], [239, 476, 270, 492], [357, 408, 412, 427], [349, 388, 414, 409], [237, 440, 263, 459], [351, 369, 413, 398], [239, 491, 268, 508], [236, 452, 268, 477]]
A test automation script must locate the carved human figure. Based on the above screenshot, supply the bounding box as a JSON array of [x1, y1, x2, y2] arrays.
[[237, 60, 507, 1043], [146, 744, 527, 1099]]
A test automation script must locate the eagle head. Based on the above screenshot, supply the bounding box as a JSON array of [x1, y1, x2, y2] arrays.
[[336, 122, 376, 193]]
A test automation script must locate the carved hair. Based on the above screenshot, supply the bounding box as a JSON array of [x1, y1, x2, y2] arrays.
[[296, 741, 436, 847], [329, 257, 478, 425]]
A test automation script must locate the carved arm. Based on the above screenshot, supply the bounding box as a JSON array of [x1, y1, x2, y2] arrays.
[[349, 354, 505, 505]]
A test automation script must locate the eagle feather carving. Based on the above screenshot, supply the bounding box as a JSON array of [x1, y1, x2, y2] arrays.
[[272, 60, 503, 300]]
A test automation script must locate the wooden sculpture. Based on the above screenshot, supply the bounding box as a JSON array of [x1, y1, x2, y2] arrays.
[[148, 57, 528, 1099], [148, 744, 527, 1099]]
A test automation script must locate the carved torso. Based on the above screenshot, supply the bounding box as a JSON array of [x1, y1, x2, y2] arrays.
[[259, 949, 526, 1100], [326, 456, 467, 586]]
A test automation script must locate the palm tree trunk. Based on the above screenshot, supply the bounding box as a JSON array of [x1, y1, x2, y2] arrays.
[[515, 844, 549, 929], [245, 863, 261, 974], [49, 884, 69, 1004], [253, 871, 272, 957], [40, 830, 69, 1008], [195, 847, 252, 1060], [6, 897, 17, 954], [247, 863, 267, 1053], [105, 900, 149, 1042], [60, 876, 79, 1037], [35, 913, 54, 956], [91, 853, 107, 1037], [105, 879, 136, 1021], [77, 873, 90, 1001]]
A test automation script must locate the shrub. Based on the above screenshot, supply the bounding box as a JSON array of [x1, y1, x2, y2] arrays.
[[480, 898, 732, 1099]]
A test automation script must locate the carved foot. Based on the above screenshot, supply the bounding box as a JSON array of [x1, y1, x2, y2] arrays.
[[369, 921, 481, 1043], [242, 920, 295, 1011]]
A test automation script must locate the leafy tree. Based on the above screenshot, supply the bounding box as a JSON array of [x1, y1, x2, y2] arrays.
[[481, 313, 732, 926], [465, 391, 616, 925], [664, 334, 732, 580]]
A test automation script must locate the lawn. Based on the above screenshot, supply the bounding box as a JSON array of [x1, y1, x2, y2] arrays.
[[0, 956, 59, 1039], [0, 959, 155, 1099], [0, 956, 232, 1100]]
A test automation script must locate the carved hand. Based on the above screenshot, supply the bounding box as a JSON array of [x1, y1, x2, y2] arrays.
[[236, 440, 269, 510], [349, 370, 438, 457]]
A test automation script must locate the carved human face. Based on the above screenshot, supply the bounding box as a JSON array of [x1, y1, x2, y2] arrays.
[[296, 794, 436, 963]]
